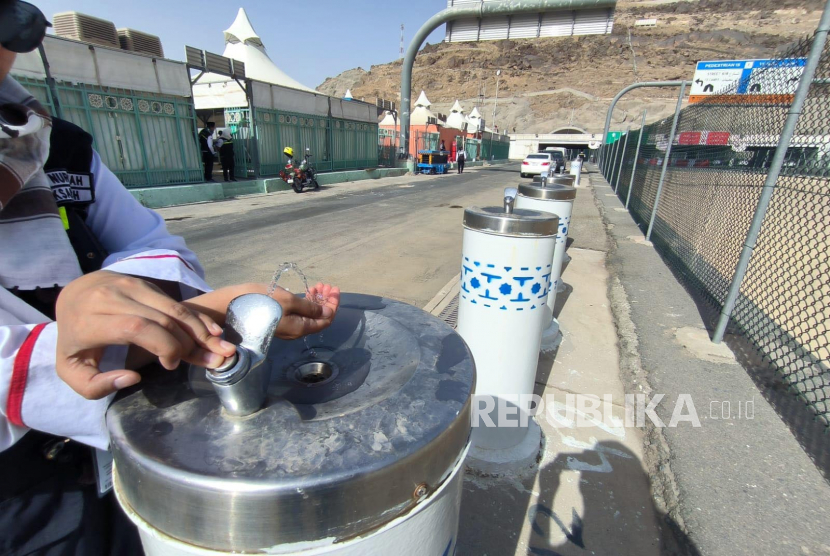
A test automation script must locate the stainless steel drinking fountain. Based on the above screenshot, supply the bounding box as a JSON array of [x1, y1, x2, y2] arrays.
[[107, 293, 476, 555]]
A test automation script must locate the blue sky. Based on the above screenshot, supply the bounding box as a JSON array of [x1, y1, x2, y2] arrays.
[[34, 0, 449, 89]]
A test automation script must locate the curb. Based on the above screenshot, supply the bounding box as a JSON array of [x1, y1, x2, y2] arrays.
[[129, 168, 410, 209], [423, 274, 461, 316]]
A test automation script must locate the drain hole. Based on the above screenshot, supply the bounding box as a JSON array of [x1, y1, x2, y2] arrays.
[[294, 362, 333, 384]]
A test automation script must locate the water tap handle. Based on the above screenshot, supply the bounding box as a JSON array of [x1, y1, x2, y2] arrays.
[[206, 294, 283, 416], [504, 187, 517, 214], [224, 294, 283, 358]]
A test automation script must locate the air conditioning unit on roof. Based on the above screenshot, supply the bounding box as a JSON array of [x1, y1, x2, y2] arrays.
[[117, 28, 164, 58], [53, 12, 120, 49]]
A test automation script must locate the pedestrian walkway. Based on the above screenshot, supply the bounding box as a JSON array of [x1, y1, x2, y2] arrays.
[[589, 165, 830, 556], [428, 166, 830, 555], [426, 170, 680, 555]]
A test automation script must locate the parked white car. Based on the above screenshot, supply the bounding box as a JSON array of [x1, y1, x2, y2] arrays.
[[520, 153, 554, 178]]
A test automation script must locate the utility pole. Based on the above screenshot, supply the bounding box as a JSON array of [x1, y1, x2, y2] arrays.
[[627, 29, 639, 82], [400, 24, 404, 59], [492, 69, 501, 130]]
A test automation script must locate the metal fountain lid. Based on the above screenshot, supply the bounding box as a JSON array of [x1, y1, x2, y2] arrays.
[[463, 205, 558, 237], [107, 293, 475, 553], [533, 175, 575, 186], [518, 182, 577, 201]]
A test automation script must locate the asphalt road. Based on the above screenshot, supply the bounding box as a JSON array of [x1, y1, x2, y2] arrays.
[[161, 165, 519, 308]]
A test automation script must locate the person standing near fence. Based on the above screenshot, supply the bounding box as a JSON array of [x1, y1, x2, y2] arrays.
[[456, 147, 466, 174], [220, 133, 236, 182], [199, 122, 216, 182]]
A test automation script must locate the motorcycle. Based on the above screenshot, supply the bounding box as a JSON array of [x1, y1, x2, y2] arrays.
[[280, 148, 320, 193]]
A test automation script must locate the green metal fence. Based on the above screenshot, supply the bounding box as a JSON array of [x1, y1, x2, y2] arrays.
[[253, 108, 378, 176], [225, 107, 256, 180], [20, 77, 382, 185], [481, 136, 510, 161], [413, 131, 440, 153], [19, 77, 203, 188], [464, 138, 481, 161], [331, 117, 378, 170], [378, 128, 397, 167]]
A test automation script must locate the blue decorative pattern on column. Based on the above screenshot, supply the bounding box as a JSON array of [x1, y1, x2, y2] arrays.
[[460, 260, 552, 311]]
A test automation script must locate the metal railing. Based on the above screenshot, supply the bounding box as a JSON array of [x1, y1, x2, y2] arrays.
[[21, 77, 203, 188], [601, 15, 830, 428]]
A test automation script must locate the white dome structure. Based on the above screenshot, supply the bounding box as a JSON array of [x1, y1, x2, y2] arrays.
[[410, 90, 439, 126], [446, 99, 467, 130], [467, 106, 485, 132], [379, 110, 396, 126], [220, 8, 315, 93], [414, 90, 431, 108]]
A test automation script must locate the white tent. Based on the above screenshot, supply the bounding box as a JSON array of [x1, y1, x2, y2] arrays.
[[344, 89, 353, 100], [379, 110, 396, 126], [410, 90, 440, 126], [212, 8, 315, 93], [414, 90, 431, 108], [446, 99, 467, 130], [467, 106, 488, 132]]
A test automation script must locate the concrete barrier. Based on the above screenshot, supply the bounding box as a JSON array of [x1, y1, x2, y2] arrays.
[[129, 183, 224, 209], [128, 163, 508, 210], [316, 168, 408, 186], [129, 168, 408, 209]]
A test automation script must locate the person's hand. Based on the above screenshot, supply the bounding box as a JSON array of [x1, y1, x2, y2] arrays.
[[55, 271, 236, 400], [184, 282, 341, 341], [271, 282, 340, 339]]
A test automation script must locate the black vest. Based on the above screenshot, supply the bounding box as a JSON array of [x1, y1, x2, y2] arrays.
[[10, 119, 108, 319], [0, 119, 141, 555], [198, 128, 211, 153], [2, 118, 107, 499]]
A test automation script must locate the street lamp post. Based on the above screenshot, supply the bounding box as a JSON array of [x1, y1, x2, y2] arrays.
[[490, 70, 501, 161], [492, 69, 501, 131]]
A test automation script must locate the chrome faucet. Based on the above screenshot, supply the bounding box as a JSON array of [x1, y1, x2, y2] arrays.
[[504, 187, 517, 214], [205, 294, 283, 416]]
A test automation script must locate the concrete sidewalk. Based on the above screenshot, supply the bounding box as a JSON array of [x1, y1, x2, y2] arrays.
[[427, 166, 830, 555], [589, 166, 830, 555], [423, 171, 685, 555]]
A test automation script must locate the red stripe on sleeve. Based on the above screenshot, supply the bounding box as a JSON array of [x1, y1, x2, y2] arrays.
[[121, 254, 195, 271], [7, 323, 48, 427]]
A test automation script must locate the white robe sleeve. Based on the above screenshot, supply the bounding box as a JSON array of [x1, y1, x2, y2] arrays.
[[0, 291, 125, 452], [86, 151, 211, 293], [0, 152, 212, 452]]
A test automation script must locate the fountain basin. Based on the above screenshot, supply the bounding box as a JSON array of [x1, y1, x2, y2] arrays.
[[107, 293, 475, 554]]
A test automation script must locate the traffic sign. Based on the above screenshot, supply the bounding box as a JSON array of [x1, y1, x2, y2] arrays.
[[606, 131, 622, 143], [689, 58, 805, 104]]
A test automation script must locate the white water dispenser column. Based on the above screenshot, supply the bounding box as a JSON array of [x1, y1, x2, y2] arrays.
[[457, 193, 557, 455], [515, 182, 577, 343]]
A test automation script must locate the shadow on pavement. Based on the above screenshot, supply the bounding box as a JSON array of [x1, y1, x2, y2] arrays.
[[596, 171, 830, 485], [723, 331, 830, 483], [457, 441, 701, 556], [638, 238, 830, 484], [526, 442, 701, 556], [552, 283, 573, 320]]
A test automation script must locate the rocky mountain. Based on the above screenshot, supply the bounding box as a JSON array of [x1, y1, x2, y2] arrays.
[[317, 0, 823, 133]]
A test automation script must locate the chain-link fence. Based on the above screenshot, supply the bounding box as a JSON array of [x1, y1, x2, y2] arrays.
[[601, 33, 830, 428]]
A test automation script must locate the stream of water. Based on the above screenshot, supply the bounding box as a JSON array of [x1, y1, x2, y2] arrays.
[[267, 262, 327, 358]]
